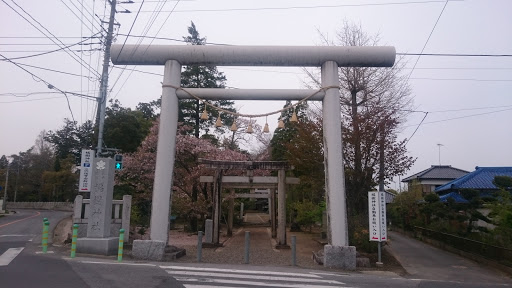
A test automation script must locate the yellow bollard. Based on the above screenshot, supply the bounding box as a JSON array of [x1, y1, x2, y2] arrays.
[[118, 229, 125, 262], [42, 220, 49, 253], [70, 224, 79, 258]]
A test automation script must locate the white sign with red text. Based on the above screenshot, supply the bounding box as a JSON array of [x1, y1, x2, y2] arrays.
[[368, 191, 387, 242]]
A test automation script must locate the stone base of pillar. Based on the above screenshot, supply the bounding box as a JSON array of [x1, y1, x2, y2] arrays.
[[76, 237, 119, 256], [132, 240, 166, 260], [323, 245, 357, 270]]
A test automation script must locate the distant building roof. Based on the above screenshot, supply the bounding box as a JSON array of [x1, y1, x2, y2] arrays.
[[402, 165, 469, 182], [436, 167, 512, 193], [439, 192, 469, 203]]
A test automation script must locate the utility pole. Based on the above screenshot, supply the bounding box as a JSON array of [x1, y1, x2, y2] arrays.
[[2, 162, 9, 211], [96, 0, 117, 157], [377, 120, 385, 265], [13, 161, 19, 203]]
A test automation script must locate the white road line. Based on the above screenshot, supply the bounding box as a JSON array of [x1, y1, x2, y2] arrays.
[[0, 247, 24, 266], [0, 234, 35, 238], [183, 286, 242, 288], [35, 251, 54, 254], [79, 260, 156, 267], [175, 277, 352, 288], [167, 271, 345, 284], [160, 265, 321, 278], [309, 272, 350, 277]]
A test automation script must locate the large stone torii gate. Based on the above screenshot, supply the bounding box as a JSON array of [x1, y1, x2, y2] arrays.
[[111, 44, 395, 269]]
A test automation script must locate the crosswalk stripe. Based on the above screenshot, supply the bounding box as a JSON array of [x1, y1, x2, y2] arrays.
[[0, 247, 24, 266], [175, 277, 352, 288], [167, 271, 345, 285], [182, 286, 241, 288], [160, 265, 322, 278]]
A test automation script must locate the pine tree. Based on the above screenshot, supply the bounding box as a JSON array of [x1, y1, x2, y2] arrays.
[[180, 22, 236, 140]]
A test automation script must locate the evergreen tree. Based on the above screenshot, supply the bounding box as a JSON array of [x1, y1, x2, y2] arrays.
[[179, 22, 236, 139], [103, 99, 152, 153], [270, 100, 308, 161]]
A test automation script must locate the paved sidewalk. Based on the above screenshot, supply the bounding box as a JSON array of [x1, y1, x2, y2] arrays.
[[386, 231, 511, 284]]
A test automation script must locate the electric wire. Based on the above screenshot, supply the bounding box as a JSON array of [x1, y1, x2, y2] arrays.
[[1, 0, 102, 78], [115, 0, 145, 62], [110, 0, 182, 100], [7, 62, 98, 80], [404, 112, 428, 145], [406, 0, 449, 80], [403, 108, 512, 128], [0, 52, 77, 121], [59, 0, 101, 33], [107, 0, 169, 92], [138, 0, 463, 13]]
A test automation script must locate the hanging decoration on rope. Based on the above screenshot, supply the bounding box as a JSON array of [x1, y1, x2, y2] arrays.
[[162, 84, 339, 133]]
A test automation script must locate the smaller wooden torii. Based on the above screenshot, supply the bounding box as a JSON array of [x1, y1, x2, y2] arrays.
[[199, 159, 299, 248]]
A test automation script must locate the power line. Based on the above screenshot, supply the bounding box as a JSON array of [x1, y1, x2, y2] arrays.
[[404, 108, 512, 128], [139, 0, 463, 13], [117, 66, 512, 83], [0, 52, 77, 121], [0, 49, 101, 53], [1, 0, 102, 78], [429, 104, 512, 113], [115, 0, 145, 62], [116, 33, 229, 45], [405, 112, 428, 145], [0, 36, 100, 39], [398, 53, 512, 57], [410, 77, 512, 82], [59, 0, 101, 33], [0, 43, 101, 45], [0, 96, 64, 103], [107, 0, 170, 92], [0, 36, 100, 60], [110, 0, 182, 100], [406, 0, 449, 80], [0, 91, 97, 99], [6, 62, 98, 80]]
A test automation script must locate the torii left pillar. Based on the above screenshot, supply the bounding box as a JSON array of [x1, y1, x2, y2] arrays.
[[132, 60, 180, 260]]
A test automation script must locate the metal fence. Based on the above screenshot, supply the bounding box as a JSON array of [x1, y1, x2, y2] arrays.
[[414, 226, 512, 266]]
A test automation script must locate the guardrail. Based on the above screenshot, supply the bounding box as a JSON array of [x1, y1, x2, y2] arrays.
[[414, 226, 512, 267]]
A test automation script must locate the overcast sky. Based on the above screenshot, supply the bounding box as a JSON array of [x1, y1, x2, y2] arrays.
[[1, 0, 511, 188]]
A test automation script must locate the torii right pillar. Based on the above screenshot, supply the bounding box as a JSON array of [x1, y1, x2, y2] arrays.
[[322, 61, 356, 270]]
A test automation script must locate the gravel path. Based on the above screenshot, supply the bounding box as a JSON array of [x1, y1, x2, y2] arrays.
[[173, 226, 324, 268]]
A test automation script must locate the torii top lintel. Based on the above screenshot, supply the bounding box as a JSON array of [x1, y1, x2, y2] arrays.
[[110, 44, 396, 67]]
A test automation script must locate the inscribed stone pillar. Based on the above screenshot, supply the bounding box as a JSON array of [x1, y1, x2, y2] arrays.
[[87, 157, 114, 238], [212, 170, 223, 244], [228, 189, 234, 237], [271, 188, 277, 238], [277, 169, 287, 247]]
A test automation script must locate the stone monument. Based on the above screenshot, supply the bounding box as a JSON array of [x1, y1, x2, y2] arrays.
[[76, 158, 118, 255]]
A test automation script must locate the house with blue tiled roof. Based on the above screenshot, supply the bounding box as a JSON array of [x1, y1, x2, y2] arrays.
[[435, 167, 512, 197], [402, 165, 470, 195]]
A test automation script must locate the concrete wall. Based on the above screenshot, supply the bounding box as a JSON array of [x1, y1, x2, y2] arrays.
[[6, 202, 74, 211]]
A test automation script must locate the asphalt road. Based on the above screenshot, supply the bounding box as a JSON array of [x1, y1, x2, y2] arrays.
[[1, 210, 511, 288], [386, 230, 512, 286]]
